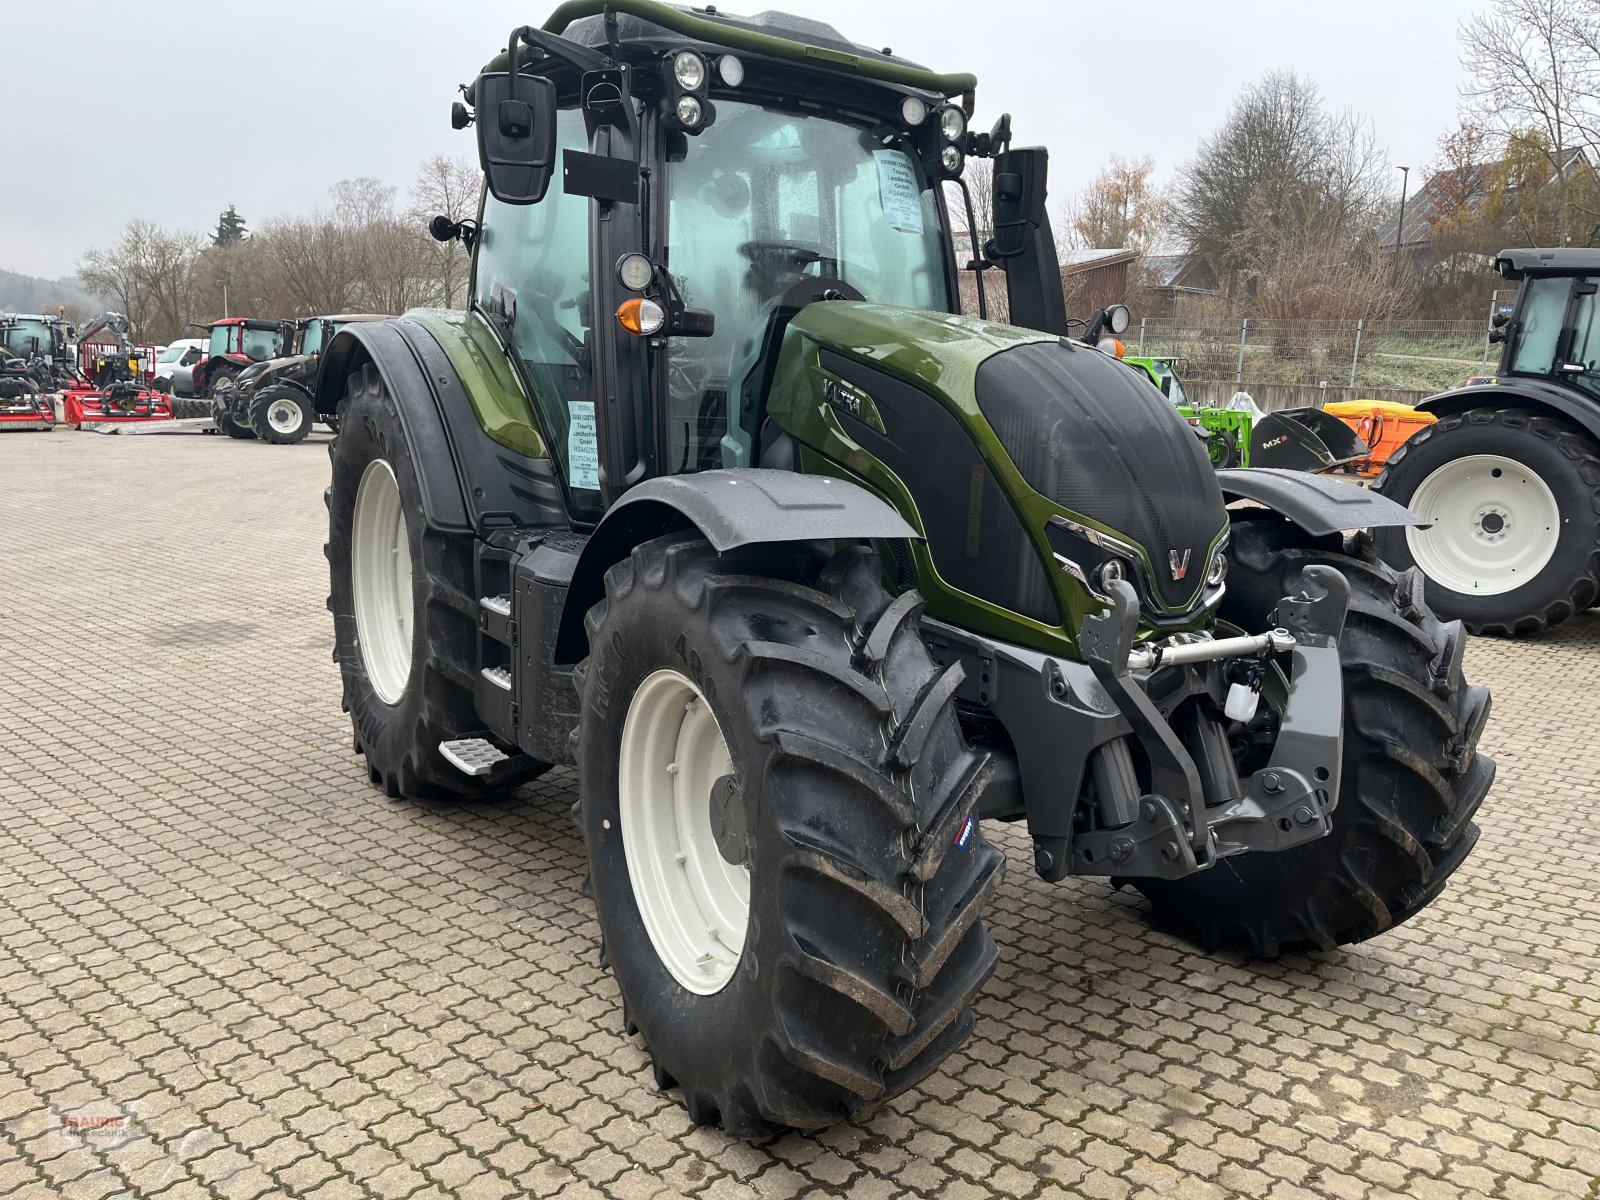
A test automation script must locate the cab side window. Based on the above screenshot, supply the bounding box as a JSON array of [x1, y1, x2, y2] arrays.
[[1509, 277, 1570, 376]]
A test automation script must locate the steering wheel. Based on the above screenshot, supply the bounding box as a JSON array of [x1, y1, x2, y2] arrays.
[[737, 239, 832, 271]]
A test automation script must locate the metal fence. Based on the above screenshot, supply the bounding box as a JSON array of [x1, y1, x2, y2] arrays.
[[1127, 318, 1492, 401]]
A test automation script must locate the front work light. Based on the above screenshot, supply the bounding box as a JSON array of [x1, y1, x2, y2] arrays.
[[939, 106, 966, 142], [676, 95, 704, 128], [673, 51, 707, 91], [717, 55, 745, 87], [617, 253, 654, 291], [901, 96, 928, 127]]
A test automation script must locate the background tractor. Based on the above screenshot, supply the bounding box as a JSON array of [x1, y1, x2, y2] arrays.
[[0, 347, 56, 431], [320, 1, 1494, 1136], [1126, 355, 1369, 472], [192, 317, 293, 434], [0, 310, 76, 392], [1373, 248, 1600, 636], [216, 313, 390, 443]]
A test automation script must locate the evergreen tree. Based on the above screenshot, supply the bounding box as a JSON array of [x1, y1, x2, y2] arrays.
[[213, 205, 248, 247]]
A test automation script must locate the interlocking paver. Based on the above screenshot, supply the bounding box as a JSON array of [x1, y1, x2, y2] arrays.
[[2, 430, 1598, 1199]]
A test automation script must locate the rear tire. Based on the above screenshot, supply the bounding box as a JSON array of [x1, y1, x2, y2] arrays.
[[1373, 408, 1600, 636], [578, 535, 1002, 1134], [1132, 516, 1495, 955], [327, 361, 549, 800], [253, 384, 314, 444]]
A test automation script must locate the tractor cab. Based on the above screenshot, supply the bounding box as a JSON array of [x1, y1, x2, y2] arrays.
[[0, 313, 70, 365], [194, 317, 292, 396], [433, 8, 1060, 521], [1489, 248, 1600, 396]]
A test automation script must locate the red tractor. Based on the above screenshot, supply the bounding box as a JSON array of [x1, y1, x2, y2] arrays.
[[190, 317, 293, 399]]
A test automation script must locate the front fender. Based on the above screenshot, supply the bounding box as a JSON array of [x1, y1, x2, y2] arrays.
[[320, 318, 567, 536], [553, 469, 921, 663], [1216, 468, 1423, 537]]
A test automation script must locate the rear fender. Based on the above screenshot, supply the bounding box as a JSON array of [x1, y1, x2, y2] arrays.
[[552, 470, 920, 663], [1418, 381, 1600, 448]]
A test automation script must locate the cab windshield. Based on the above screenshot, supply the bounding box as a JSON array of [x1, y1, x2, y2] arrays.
[[209, 325, 232, 357], [3, 320, 53, 359], [664, 100, 951, 471], [1150, 360, 1188, 407], [300, 321, 325, 357]]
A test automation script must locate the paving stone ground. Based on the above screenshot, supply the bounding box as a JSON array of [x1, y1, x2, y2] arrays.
[[1, 430, 1597, 1200]]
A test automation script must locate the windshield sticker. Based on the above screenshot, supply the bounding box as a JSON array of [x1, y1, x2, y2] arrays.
[[874, 150, 924, 235], [568, 401, 600, 491]]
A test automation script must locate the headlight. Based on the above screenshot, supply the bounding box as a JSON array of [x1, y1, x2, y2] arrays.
[[717, 55, 744, 87], [901, 96, 928, 127], [940, 145, 964, 175], [1096, 558, 1126, 589], [1207, 550, 1228, 587], [939, 106, 966, 142], [676, 95, 704, 128], [673, 51, 707, 91]]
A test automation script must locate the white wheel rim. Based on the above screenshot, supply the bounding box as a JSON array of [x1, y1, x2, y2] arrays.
[[619, 669, 748, 995], [267, 397, 302, 434], [1405, 453, 1561, 596], [351, 460, 414, 704]]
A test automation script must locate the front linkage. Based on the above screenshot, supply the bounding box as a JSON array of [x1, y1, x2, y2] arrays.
[[927, 563, 1349, 884]]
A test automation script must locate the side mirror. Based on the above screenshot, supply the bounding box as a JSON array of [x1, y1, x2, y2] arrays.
[[1491, 312, 1510, 328], [475, 42, 558, 205], [429, 214, 458, 242], [986, 147, 1049, 261]]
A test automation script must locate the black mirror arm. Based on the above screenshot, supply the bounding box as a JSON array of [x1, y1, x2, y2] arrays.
[[507, 24, 611, 78], [952, 177, 988, 321]]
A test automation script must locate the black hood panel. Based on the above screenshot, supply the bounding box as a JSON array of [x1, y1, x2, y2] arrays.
[[976, 341, 1228, 611]]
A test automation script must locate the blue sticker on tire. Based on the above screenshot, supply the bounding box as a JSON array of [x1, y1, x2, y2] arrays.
[[954, 812, 976, 852]]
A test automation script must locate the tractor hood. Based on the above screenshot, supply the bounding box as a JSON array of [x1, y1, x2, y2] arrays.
[[766, 303, 1230, 651], [237, 354, 313, 396]]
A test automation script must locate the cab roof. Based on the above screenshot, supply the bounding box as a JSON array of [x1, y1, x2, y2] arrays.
[[1495, 247, 1600, 279]]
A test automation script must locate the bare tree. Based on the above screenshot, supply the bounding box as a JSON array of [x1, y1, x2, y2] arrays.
[[409, 155, 481, 308], [1176, 72, 1387, 292], [78, 221, 205, 342], [1458, 0, 1600, 241], [1056, 155, 1170, 251]]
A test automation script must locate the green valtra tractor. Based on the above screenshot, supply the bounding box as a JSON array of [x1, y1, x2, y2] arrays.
[[1126, 355, 1369, 471], [320, 1, 1495, 1135]]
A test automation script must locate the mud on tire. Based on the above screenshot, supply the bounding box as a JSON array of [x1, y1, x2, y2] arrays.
[[326, 362, 548, 800], [577, 534, 1003, 1135], [1134, 515, 1495, 956]]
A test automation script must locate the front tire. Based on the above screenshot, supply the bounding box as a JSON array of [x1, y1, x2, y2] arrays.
[[1373, 408, 1600, 635], [327, 362, 547, 799], [1133, 516, 1495, 955], [578, 535, 1002, 1134], [253, 384, 314, 444]]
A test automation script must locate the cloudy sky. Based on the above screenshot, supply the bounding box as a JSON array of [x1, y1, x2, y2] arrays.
[[4, 0, 1479, 280]]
